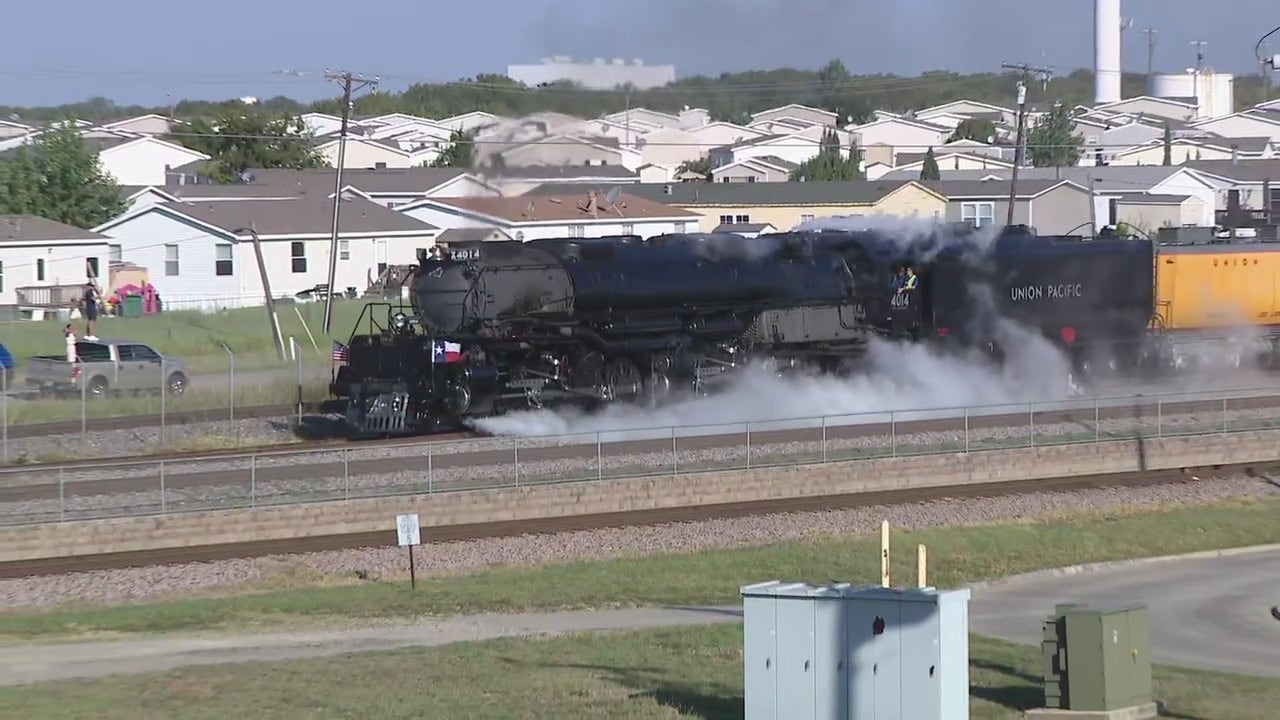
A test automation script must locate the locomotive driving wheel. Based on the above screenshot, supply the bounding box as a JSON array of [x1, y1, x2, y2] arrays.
[[603, 358, 642, 401]]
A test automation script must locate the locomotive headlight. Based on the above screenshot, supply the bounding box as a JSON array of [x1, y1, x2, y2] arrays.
[[392, 312, 408, 329]]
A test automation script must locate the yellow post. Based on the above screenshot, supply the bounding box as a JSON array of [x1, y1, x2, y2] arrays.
[[917, 544, 928, 588], [881, 520, 891, 587]]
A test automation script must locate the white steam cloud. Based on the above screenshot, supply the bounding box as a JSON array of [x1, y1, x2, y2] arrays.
[[791, 214, 1004, 263], [472, 316, 1077, 439]]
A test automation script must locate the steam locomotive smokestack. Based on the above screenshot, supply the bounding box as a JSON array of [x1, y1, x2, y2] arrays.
[[1094, 0, 1123, 104]]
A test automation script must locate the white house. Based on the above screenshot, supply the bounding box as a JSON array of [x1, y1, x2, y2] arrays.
[[709, 125, 850, 169], [710, 156, 798, 183], [497, 134, 642, 170], [91, 194, 439, 310], [1108, 136, 1274, 166], [0, 215, 110, 307], [397, 191, 701, 242], [1185, 159, 1280, 214], [86, 136, 211, 186], [915, 100, 1015, 126], [315, 137, 436, 169], [1188, 112, 1280, 144], [0, 119, 32, 140], [435, 111, 508, 134], [100, 114, 175, 136], [750, 104, 838, 127], [602, 107, 680, 129]]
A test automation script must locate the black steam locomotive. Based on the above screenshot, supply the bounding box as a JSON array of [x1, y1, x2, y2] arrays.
[[330, 225, 1155, 434]]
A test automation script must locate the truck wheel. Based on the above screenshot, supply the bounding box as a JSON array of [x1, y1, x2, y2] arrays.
[[166, 372, 187, 396], [88, 377, 109, 398]]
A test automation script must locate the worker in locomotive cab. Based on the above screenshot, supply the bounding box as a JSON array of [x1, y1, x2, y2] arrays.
[[890, 265, 905, 291], [900, 266, 918, 292]]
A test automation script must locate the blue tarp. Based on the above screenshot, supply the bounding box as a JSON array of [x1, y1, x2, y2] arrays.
[[0, 343, 13, 371]]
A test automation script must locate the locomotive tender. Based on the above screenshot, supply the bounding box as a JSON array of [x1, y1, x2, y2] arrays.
[[331, 223, 1161, 435]]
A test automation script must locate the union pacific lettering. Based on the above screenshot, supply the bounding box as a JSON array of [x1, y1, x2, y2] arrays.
[[1009, 284, 1084, 301]]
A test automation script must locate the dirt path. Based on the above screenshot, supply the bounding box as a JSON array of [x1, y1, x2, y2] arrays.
[[0, 605, 742, 687]]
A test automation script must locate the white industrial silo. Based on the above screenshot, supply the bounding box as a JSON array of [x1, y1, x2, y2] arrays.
[[1149, 70, 1235, 119], [1093, 0, 1123, 104]]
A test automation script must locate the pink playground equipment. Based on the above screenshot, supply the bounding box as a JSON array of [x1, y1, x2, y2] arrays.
[[111, 282, 161, 315]]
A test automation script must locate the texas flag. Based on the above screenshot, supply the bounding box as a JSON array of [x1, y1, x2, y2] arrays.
[[432, 340, 463, 364]]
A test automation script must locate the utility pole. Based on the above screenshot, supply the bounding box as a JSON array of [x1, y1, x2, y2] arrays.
[[1143, 28, 1158, 88], [1191, 41, 1207, 73], [1000, 62, 1053, 227], [322, 69, 379, 336]]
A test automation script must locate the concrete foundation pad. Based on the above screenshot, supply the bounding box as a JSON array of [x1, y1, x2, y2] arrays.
[[1024, 702, 1160, 720]]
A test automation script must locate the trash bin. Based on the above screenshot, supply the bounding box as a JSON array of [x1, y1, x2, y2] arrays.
[[122, 294, 144, 318]]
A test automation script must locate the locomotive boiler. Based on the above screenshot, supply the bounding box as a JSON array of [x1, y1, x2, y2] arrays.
[[331, 225, 1160, 435]]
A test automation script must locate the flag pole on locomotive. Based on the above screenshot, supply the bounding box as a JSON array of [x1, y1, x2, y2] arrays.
[[331, 339, 349, 384]]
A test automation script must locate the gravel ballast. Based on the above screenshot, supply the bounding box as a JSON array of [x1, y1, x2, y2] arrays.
[[1, 474, 1276, 610]]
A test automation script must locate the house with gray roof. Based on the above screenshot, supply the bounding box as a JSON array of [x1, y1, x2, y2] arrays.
[[921, 179, 1095, 235], [878, 165, 1219, 228], [0, 215, 111, 308], [90, 193, 439, 311], [1185, 159, 1280, 224]]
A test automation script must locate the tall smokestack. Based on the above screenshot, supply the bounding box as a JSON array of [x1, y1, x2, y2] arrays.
[[1094, 0, 1123, 104]]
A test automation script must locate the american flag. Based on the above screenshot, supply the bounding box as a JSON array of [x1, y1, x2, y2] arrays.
[[332, 340, 349, 363]]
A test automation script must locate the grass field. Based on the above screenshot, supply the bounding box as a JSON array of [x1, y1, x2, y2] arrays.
[[0, 298, 383, 376], [5, 493, 1277, 640], [1, 625, 1272, 719]]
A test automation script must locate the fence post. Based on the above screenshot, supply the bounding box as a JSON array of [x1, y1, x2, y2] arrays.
[[159, 460, 166, 513], [1029, 402, 1035, 448], [428, 443, 433, 492], [596, 431, 602, 480], [59, 468, 65, 521], [821, 416, 828, 463], [1157, 400, 1163, 438], [1, 368, 7, 463], [220, 343, 235, 422], [1222, 397, 1228, 434], [1094, 401, 1100, 442], [963, 407, 969, 454], [80, 369, 87, 446], [513, 437, 520, 488], [250, 454, 257, 506], [745, 422, 751, 469], [343, 447, 349, 501], [891, 412, 897, 457], [159, 358, 166, 447], [672, 426, 678, 475]]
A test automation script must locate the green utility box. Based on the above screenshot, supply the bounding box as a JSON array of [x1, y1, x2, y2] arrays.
[[1041, 603, 1152, 712], [121, 294, 144, 318]]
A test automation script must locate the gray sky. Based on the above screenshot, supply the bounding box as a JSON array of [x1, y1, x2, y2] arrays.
[[2, 0, 1277, 107]]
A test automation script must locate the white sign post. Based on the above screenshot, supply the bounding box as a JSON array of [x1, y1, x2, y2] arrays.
[[397, 513, 421, 589]]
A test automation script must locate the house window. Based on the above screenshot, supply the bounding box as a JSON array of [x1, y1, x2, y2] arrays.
[[719, 215, 734, 224], [567, 225, 585, 238], [674, 221, 687, 233], [960, 202, 995, 228], [164, 245, 179, 276], [621, 223, 634, 234], [339, 239, 350, 260], [721, 177, 730, 183], [86, 257, 99, 280], [734, 214, 750, 223], [108, 244, 122, 262], [800, 214, 815, 223], [291, 241, 307, 273], [215, 244, 233, 276], [36, 258, 45, 282], [747, 176, 756, 183], [1270, 186, 1280, 216]]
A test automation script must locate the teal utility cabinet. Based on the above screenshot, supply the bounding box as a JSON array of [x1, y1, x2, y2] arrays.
[[1041, 603, 1152, 712]]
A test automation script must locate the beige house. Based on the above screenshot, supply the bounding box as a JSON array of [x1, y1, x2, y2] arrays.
[[636, 127, 703, 167], [893, 150, 1014, 174], [915, 100, 1016, 126], [710, 156, 798, 183], [315, 137, 435, 169], [1091, 96, 1200, 123], [1110, 136, 1274, 166], [849, 117, 954, 167], [1114, 194, 1204, 231], [924, 179, 1094, 235], [1189, 112, 1280, 143], [497, 134, 642, 170], [749, 104, 838, 127]]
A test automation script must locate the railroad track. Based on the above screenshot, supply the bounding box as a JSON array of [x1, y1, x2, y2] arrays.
[[3, 392, 1278, 504], [3, 402, 328, 440], [2, 461, 1266, 579]]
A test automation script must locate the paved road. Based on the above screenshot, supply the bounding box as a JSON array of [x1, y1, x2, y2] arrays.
[[969, 547, 1280, 678], [0, 605, 742, 686]]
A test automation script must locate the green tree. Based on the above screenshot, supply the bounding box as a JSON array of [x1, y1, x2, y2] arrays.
[[1025, 103, 1084, 168], [1162, 122, 1173, 166], [789, 128, 864, 181], [919, 147, 941, 181], [168, 107, 326, 183], [675, 157, 711, 180], [947, 118, 997, 144], [0, 125, 125, 228], [429, 129, 476, 168]]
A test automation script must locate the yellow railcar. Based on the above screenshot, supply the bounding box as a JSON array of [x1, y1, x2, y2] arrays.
[[1153, 243, 1280, 334]]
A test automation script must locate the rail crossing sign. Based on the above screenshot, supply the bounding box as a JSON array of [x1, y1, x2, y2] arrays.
[[396, 513, 421, 590], [397, 513, 421, 547]]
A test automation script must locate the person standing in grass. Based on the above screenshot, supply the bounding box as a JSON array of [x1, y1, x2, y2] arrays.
[[82, 282, 101, 341]]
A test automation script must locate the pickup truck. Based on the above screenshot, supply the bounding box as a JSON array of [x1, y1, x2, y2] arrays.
[[26, 339, 189, 399]]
